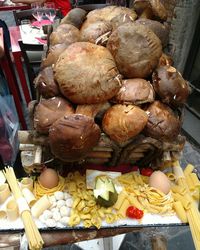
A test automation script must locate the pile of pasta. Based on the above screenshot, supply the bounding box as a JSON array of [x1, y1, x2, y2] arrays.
[[117, 172, 174, 216], [64, 164, 200, 229], [64, 170, 175, 228], [65, 171, 119, 228], [1, 162, 200, 250], [172, 162, 200, 250]]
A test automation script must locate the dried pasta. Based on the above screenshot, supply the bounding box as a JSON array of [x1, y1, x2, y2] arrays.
[[66, 172, 118, 229], [190, 173, 200, 188], [172, 193, 191, 210], [173, 201, 188, 223], [113, 191, 127, 210], [171, 184, 186, 195], [185, 174, 195, 191], [3, 167, 43, 250], [183, 164, 194, 176], [172, 161, 200, 250], [117, 199, 130, 218], [166, 172, 176, 181], [117, 173, 174, 216]]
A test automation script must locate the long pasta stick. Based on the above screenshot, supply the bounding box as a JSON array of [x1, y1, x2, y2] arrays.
[[172, 161, 200, 250], [187, 209, 200, 250], [3, 167, 43, 249], [188, 209, 200, 241]]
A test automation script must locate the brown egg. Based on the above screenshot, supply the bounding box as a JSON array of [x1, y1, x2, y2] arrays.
[[149, 171, 171, 194], [38, 168, 59, 189]]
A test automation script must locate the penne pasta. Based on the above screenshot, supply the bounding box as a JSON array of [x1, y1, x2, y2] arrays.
[[82, 193, 92, 201], [117, 199, 130, 218], [74, 171, 81, 178], [127, 195, 143, 210], [31, 195, 52, 218], [113, 191, 127, 210], [185, 174, 195, 191], [192, 189, 200, 201], [184, 164, 194, 176], [172, 193, 191, 210], [173, 201, 188, 223], [22, 188, 36, 207], [171, 184, 186, 195], [133, 172, 143, 185], [190, 173, 200, 188]]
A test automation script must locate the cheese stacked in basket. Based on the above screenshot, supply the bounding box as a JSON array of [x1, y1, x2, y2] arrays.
[[30, 3, 190, 170]]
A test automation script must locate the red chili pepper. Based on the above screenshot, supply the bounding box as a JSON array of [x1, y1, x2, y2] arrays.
[[141, 167, 153, 177], [126, 206, 144, 219]]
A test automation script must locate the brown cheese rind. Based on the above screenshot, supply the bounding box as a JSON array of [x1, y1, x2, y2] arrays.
[[102, 104, 148, 144], [135, 19, 169, 47], [41, 43, 68, 68], [112, 78, 155, 105], [34, 97, 74, 134], [144, 101, 181, 141], [54, 42, 122, 104], [49, 114, 101, 162], [34, 67, 60, 98], [152, 66, 190, 107], [80, 20, 112, 45], [49, 24, 80, 46], [60, 8, 87, 29], [82, 6, 137, 30], [107, 23, 162, 78]]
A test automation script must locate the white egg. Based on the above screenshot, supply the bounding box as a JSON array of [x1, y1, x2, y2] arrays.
[[149, 170, 171, 194]]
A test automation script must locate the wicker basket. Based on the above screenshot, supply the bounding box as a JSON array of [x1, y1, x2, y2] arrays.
[[18, 1, 185, 175]]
